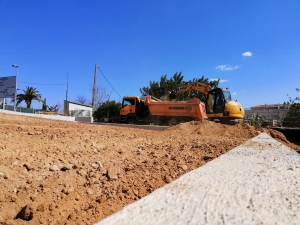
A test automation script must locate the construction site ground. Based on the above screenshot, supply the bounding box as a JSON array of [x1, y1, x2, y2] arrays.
[[0, 112, 299, 224]]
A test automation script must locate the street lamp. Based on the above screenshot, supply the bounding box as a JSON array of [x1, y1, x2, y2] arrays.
[[12, 64, 18, 111]]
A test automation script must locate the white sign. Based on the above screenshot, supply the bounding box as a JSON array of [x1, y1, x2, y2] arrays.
[[0, 76, 17, 98]]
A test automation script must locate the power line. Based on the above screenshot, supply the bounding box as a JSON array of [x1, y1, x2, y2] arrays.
[[18, 81, 67, 85], [67, 96, 75, 102], [97, 67, 122, 98], [18, 68, 123, 99]]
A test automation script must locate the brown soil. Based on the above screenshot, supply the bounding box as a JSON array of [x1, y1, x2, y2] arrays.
[[0, 113, 299, 224]]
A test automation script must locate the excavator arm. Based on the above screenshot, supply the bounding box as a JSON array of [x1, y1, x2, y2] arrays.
[[165, 82, 212, 101], [175, 82, 211, 95]]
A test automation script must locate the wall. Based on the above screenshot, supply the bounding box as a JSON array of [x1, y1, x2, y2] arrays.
[[64, 100, 93, 117], [0, 109, 76, 121]]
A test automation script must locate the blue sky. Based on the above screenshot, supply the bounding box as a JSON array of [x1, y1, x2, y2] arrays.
[[1, 0, 299, 109]]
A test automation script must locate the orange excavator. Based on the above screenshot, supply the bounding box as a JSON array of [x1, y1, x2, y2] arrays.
[[120, 82, 244, 125]]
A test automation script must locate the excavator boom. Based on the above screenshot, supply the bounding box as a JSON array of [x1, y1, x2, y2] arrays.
[[176, 82, 211, 95]]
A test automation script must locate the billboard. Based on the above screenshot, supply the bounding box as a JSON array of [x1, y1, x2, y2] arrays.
[[0, 76, 17, 98]]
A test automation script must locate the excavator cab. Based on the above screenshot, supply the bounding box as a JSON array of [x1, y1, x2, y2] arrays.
[[222, 89, 232, 101], [206, 88, 225, 114]]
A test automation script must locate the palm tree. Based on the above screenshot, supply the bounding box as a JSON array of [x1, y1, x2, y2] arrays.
[[12, 86, 42, 108]]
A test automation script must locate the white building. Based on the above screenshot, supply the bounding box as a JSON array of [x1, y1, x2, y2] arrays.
[[64, 100, 93, 122], [244, 104, 290, 121]]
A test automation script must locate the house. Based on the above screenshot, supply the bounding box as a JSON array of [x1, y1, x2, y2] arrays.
[[64, 100, 93, 122]]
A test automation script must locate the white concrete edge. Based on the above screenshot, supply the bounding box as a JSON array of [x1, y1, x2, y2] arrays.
[[95, 133, 300, 225], [0, 109, 76, 122]]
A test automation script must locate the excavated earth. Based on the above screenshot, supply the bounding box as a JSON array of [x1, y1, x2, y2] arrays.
[[0, 112, 299, 225]]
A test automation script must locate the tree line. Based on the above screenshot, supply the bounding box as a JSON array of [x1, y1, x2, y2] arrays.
[[139, 72, 218, 102], [9, 86, 60, 112]]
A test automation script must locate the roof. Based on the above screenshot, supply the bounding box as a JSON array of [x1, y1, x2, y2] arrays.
[[64, 100, 93, 108], [250, 103, 290, 109]]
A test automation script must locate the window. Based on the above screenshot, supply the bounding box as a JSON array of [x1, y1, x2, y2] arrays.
[[222, 90, 232, 101], [122, 98, 135, 107]]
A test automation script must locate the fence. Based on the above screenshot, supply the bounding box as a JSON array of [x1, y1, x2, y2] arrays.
[[1, 104, 36, 113], [243, 117, 282, 127]]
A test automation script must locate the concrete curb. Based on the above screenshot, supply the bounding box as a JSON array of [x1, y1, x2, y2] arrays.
[[96, 133, 300, 225]]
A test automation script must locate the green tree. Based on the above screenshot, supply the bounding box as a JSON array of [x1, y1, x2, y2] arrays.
[[282, 88, 300, 127], [12, 86, 42, 108], [93, 100, 122, 122], [140, 72, 184, 99], [140, 72, 216, 102]]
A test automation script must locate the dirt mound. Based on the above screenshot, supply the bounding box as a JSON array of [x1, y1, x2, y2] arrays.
[[168, 120, 224, 134], [0, 113, 299, 224], [167, 120, 263, 139], [266, 128, 289, 143]]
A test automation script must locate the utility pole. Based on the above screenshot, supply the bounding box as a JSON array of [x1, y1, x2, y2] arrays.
[[66, 74, 69, 102], [92, 63, 98, 109], [12, 64, 18, 111]]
